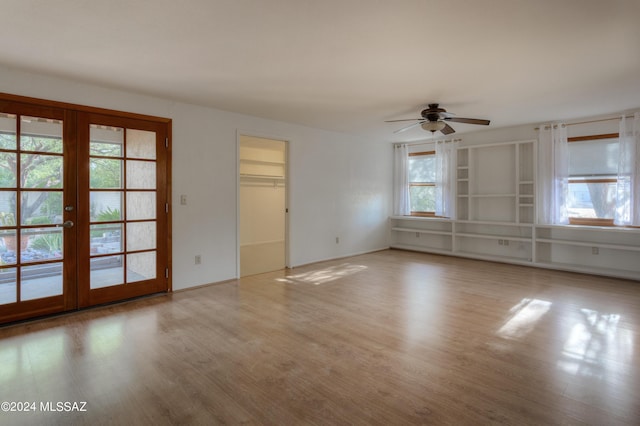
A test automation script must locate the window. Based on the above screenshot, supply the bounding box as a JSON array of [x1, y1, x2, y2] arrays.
[[408, 151, 435, 216], [567, 133, 618, 225]]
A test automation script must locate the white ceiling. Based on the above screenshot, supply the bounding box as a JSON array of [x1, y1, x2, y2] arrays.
[[2, 0, 640, 141]]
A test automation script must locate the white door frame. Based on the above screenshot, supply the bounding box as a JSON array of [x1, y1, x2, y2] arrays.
[[236, 131, 291, 278]]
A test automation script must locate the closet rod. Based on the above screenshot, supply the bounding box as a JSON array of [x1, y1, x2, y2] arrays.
[[239, 173, 285, 179]]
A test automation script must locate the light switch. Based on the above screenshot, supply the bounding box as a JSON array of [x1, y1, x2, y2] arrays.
[[180, 194, 187, 205]]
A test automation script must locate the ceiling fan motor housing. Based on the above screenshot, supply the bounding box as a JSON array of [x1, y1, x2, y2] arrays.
[[422, 111, 441, 122], [421, 104, 446, 121]]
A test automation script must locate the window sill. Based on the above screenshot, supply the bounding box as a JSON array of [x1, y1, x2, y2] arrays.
[[569, 218, 615, 227], [538, 223, 640, 232], [410, 212, 436, 217], [567, 218, 640, 228]]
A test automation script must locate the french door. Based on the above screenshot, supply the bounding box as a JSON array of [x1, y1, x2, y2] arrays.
[[0, 97, 170, 324]]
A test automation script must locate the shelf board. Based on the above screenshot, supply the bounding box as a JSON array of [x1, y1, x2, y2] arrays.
[[458, 178, 469, 182], [536, 238, 640, 252], [391, 227, 452, 236], [534, 261, 640, 280], [390, 244, 452, 255], [240, 173, 285, 180], [456, 220, 533, 227], [469, 194, 517, 198], [457, 166, 469, 170], [519, 181, 534, 184], [240, 158, 285, 165], [454, 251, 533, 265], [389, 216, 452, 222], [519, 204, 534, 207], [456, 233, 532, 242]]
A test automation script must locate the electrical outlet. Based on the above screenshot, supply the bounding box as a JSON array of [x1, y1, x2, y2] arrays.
[[195, 255, 201, 264], [498, 239, 503, 245], [336, 237, 340, 244], [592, 247, 599, 255], [504, 240, 509, 246]]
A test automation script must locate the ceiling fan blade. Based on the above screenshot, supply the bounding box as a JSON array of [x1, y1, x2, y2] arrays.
[[445, 117, 490, 125], [393, 121, 424, 134], [441, 123, 456, 135], [385, 118, 422, 122]]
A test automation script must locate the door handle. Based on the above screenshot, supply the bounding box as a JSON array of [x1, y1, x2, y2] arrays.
[[57, 220, 74, 228]]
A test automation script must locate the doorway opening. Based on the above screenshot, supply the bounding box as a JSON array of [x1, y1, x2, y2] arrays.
[[238, 135, 287, 277]]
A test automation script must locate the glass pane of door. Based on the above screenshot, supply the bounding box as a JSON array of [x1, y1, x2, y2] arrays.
[[89, 125, 124, 289], [81, 116, 165, 306], [0, 95, 169, 324], [0, 111, 69, 315]]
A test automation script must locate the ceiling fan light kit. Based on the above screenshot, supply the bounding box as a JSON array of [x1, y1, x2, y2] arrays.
[[386, 103, 490, 135], [421, 121, 446, 132]]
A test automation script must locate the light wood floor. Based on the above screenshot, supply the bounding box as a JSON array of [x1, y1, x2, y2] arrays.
[[1, 249, 639, 425]]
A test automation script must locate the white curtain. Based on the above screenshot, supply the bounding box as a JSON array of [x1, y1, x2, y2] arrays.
[[537, 124, 569, 224], [393, 144, 410, 215], [615, 112, 640, 226], [435, 140, 458, 218]]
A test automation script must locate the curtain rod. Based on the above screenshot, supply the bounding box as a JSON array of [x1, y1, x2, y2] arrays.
[[394, 138, 462, 147], [535, 114, 636, 130]]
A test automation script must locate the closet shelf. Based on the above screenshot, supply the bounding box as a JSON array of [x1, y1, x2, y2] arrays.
[[240, 159, 285, 166], [240, 173, 285, 180]]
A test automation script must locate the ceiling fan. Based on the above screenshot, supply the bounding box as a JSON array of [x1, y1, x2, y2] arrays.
[[386, 103, 490, 135]]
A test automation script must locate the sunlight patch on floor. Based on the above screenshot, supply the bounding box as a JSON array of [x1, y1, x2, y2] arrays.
[[497, 298, 552, 340], [557, 309, 633, 378], [276, 263, 367, 285]]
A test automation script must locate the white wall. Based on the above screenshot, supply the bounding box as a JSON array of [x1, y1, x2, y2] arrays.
[[0, 65, 392, 290]]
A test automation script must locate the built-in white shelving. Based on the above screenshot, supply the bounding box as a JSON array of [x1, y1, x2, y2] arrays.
[[534, 225, 640, 280], [449, 139, 536, 261], [389, 216, 453, 254], [390, 217, 640, 280], [389, 138, 640, 281], [457, 140, 535, 224]]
